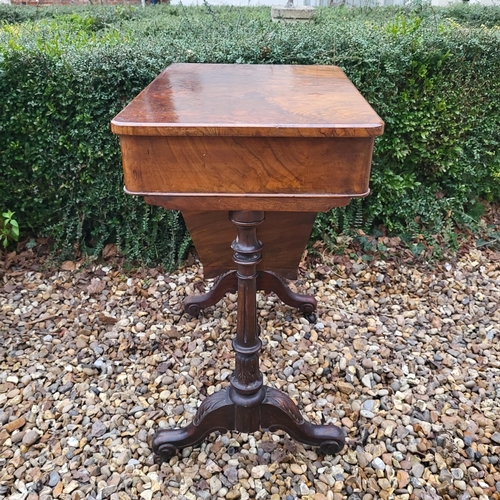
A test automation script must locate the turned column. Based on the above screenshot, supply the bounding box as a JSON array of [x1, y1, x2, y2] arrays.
[[228, 211, 267, 432], [151, 209, 345, 462]]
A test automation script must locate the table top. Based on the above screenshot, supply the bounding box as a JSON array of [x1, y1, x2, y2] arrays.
[[111, 63, 383, 138]]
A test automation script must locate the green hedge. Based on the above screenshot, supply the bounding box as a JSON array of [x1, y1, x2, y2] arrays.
[[1, 5, 499, 266]]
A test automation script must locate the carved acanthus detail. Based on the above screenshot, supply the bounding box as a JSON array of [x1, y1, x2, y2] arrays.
[[264, 388, 305, 425], [193, 390, 229, 426], [235, 353, 259, 386]]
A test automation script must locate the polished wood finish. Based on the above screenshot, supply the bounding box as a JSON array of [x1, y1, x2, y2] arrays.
[[111, 64, 384, 138], [181, 209, 318, 317], [183, 269, 316, 317], [112, 63, 384, 460], [153, 212, 344, 462], [112, 64, 383, 212], [119, 135, 374, 197], [145, 193, 351, 213], [182, 211, 317, 279]]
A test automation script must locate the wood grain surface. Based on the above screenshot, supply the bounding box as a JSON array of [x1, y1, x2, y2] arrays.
[[144, 193, 351, 213], [111, 64, 384, 138], [113, 63, 383, 211], [120, 135, 375, 197], [181, 211, 317, 279]]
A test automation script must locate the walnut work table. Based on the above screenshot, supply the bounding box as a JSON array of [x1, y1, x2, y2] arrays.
[[111, 63, 384, 462]]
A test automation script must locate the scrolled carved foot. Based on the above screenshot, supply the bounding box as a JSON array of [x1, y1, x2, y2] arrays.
[[258, 271, 317, 315], [260, 387, 345, 454], [184, 303, 201, 316], [319, 439, 344, 456], [184, 271, 238, 316], [154, 444, 178, 464], [152, 388, 236, 462]]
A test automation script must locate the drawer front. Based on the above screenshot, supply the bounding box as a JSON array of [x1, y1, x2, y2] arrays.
[[120, 135, 374, 197]]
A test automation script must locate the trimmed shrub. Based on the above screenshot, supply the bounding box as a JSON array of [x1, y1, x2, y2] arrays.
[[1, 5, 499, 266]]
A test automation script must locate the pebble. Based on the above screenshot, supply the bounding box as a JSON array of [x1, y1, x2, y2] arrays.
[[91, 421, 107, 438], [3, 416, 26, 433], [48, 471, 61, 487], [209, 476, 222, 496], [290, 464, 304, 475], [372, 457, 386, 471], [22, 429, 41, 446], [251, 465, 268, 479], [67, 437, 79, 447], [0, 249, 498, 499], [412, 463, 425, 478], [115, 450, 131, 465]]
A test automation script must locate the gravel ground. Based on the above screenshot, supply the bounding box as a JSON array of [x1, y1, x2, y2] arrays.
[[1, 247, 500, 500]]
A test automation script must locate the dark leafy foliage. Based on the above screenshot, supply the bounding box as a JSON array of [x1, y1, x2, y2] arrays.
[[1, 4, 499, 266]]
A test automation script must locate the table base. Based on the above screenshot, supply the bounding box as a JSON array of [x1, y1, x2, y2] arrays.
[[184, 269, 317, 322], [153, 210, 345, 462], [152, 386, 344, 462]]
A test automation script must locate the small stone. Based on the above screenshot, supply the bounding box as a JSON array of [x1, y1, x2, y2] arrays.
[[342, 417, 354, 428], [251, 465, 268, 479], [372, 457, 385, 470], [299, 482, 310, 495], [209, 476, 222, 496], [337, 381, 355, 395], [67, 437, 79, 447], [357, 451, 371, 468], [397, 470, 409, 488], [92, 421, 107, 438], [362, 358, 373, 369], [378, 478, 392, 490], [48, 471, 61, 487], [4, 416, 26, 433], [290, 464, 304, 475], [353, 338, 367, 351], [22, 429, 41, 446], [314, 494, 328, 500], [94, 358, 105, 369], [362, 399, 376, 411], [412, 463, 425, 478], [53, 482, 63, 498], [115, 450, 132, 465], [64, 481, 79, 494], [75, 338, 87, 349], [11, 430, 26, 444], [361, 374, 373, 388], [490, 432, 500, 444], [344, 449, 358, 465], [224, 466, 238, 484], [205, 459, 221, 473]]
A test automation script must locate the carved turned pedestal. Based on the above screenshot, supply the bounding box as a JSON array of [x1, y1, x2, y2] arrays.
[[111, 63, 384, 461]]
